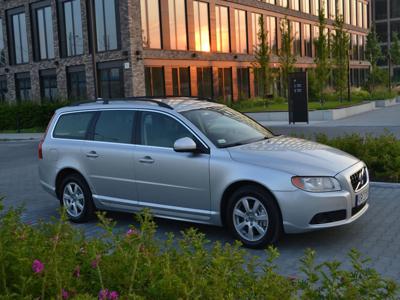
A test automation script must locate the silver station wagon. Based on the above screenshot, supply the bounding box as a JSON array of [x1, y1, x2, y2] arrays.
[[39, 98, 369, 248]]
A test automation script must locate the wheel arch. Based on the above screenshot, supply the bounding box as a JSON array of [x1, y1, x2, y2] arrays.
[[55, 168, 91, 200], [220, 180, 283, 228]]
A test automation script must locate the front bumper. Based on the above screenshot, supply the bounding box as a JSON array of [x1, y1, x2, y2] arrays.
[[275, 161, 369, 233]]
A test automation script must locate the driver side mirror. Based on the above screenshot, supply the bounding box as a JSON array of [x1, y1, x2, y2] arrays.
[[173, 137, 198, 152]]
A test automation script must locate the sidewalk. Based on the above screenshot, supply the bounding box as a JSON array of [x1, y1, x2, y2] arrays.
[[0, 133, 43, 141]]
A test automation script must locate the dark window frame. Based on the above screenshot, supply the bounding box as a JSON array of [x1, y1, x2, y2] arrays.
[[197, 67, 213, 99], [31, 0, 55, 61], [6, 6, 29, 65], [0, 75, 7, 103], [40, 69, 58, 102], [0, 18, 6, 66], [172, 67, 191, 97], [15, 72, 31, 102], [145, 66, 166, 97], [97, 60, 125, 99], [67, 65, 87, 100]]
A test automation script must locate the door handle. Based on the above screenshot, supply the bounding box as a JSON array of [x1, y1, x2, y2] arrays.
[[139, 156, 154, 164], [86, 151, 98, 158]]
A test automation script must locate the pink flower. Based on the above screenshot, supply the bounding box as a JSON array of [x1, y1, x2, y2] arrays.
[[109, 291, 119, 300], [126, 228, 139, 237], [62, 289, 69, 299], [98, 289, 109, 300], [91, 255, 101, 269], [73, 266, 81, 278], [32, 259, 44, 274]]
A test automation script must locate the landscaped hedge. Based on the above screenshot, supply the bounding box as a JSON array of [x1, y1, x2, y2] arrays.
[[316, 133, 400, 183], [0, 102, 68, 131], [0, 204, 398, 299]]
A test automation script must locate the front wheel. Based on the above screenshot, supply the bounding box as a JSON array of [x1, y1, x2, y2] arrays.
[[226, 186, 282, 248], [60, 174, 95, 222]]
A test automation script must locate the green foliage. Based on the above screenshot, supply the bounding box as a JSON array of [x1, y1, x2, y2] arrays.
[[278, 18, 296, 98], [314, 9, 331, 105], [253, 15, 272, 100], [365, 26, 384, 92], [390, 32, 400, 66], [315, 133, 400, 182], [332, 15, 350, 102], [0, 102, 68, 131], [0, 205, 398, 299]]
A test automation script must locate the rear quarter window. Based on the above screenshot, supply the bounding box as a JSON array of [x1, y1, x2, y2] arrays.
[[53, 112, 94, 140]]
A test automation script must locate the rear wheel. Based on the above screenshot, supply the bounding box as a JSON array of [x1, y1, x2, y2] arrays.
[[226, 185, 281, 248], [60, 174, 95, 222]]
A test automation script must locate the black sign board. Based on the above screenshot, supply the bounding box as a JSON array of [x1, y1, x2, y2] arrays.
[[288, 72, 309, 124]]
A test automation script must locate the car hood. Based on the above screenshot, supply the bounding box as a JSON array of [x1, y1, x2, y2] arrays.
[[227, 136, 359, 176]]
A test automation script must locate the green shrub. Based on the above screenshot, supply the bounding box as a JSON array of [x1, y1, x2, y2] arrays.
[[315, 133, 400, 182], [0, 102, 68, 131], [369, 87, 397, 100], [0, 203, 398, 299]]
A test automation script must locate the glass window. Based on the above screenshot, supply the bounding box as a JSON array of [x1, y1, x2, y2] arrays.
[[291, 21, 301, 56], [193, 1, 210, 52], [15, 73, 31, 102], [215, 6, 230, 53], [321, 0, 328, 17], [98, 64, 124, 98], [266, 16, 277, 54], [358, 35, 364, 60], [302, 0, 310, 13], [281, 0, 288, 8], [235, 9, 247, 53], [344, 0, 350, 23], [291, 0, 300, 10], [329, 0, 336, 19], [374, 0, 386, 20], [67, 66, 87, 100], [337, 0, 343, 16], [363, 3, 367, 29], [351, 34, 358, 60], [217, 68, 232, 102], [0, 19, 5, 66], [304, 24, 312, 57], [32, 4, 55, 60], [312, 0, 319, 16], [251, 13, 261, 51], [169, 0, 187, 50], [140, 112, 193, 148], [391, 0, 400, 18], [40, 70, 58, 102], [237, 68, 250, 100], [391, 21, 400, 40], [145, 67, 165, 96], [172, 67, 191, 96], [141, 0, 161, 48], [7, 9, 29, 64], [265, 0, 275, 4], [357, 1, 362, 27], [53, 112, 94, 140], [351, 0, 356, 26], [197, 67, 213, 99], [94, 110, 134, 143], [94, 0, 119, 52], [182, 106, 273, 148], [376, 22, 388, 43], [59, 0, 84, 57], [0, 76, 6, 103]]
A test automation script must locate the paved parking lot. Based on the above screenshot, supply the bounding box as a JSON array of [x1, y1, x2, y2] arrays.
[[1, 140, 400, 281]]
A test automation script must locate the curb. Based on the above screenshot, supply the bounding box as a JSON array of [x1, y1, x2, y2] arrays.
[[370, 181, 400, 188], [0, 133, 43, 141]]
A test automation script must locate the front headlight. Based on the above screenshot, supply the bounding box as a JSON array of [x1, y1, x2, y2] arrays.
[[291, 176, 341, 192]]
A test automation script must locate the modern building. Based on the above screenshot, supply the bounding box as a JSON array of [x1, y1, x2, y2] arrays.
[[373, 0, 400, 83], [0, 0, 370, 103]]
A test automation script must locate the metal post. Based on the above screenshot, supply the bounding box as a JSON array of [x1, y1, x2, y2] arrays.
[[388, 53, 392, 93], [348, 49, 351, 102], [88, 0, 99, 99]]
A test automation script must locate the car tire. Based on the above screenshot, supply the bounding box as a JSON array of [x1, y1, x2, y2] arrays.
[[60, 174, 95, 223], [226, 185, 282, 249]]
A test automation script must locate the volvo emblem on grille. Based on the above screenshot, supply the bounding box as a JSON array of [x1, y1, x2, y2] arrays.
[[356, 168, 366, 190]]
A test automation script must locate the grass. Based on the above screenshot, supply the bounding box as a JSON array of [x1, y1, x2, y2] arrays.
[[0, 127, 44, 134]]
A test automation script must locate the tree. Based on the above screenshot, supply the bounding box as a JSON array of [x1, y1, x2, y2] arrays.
[[314, 8, 331, 105], [253, 15, 271, 100], [278, 18, 296, 98], [390, 32, 400, 84], [365, 25, 383, 91], [332, 14, 350, 102]]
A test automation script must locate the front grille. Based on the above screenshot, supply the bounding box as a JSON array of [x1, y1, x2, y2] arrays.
[[350, 167, 368, 192], [352, 202, 367, 216], [310, 210, 347, 224]]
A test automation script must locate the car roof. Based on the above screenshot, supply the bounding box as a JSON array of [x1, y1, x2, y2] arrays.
[[55, 97, 225, 114]]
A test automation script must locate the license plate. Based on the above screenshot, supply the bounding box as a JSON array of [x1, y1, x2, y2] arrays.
[[355, 188, 369, 206]]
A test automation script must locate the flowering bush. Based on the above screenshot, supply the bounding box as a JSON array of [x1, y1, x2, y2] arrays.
[[0, 201, 398, 299]]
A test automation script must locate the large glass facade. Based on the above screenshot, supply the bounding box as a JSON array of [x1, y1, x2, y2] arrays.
[[193, 1, 210, 52], [8, 9, 29, 64], [291, 0, 300, 11], [234, 9, 247, 53], [141, 0, 161, 48], [321, 0, 328, 17], [312, 0, 319, 16], [251, 13, 261, 51], [357, 1, 362, 28], [363, 3, 367, 29], [391, 0, 400, 18], [374, 0, 387, 20], [94, 0, 119, 51], [32, 4, 55, 60], [215, 6, 230, 53], [15, 73, 31, 102], [302, 0, 310, 14], [291, 21, 301, 56], [40, 69, 58, 102], [172, 67, 191, 96], [169, 0, 187, 50], [329, 0, 336, 19], [59, 0, 84, 57], [351, 0, 356, 26], [0, 19, 5, 66], [197, 67, 213, 99], [237, 68, 249, 100], [266, 16, 277, 54], [217, 68, 232, 101], [344, 0, 350, 23], [280, 0, 288, 8], [145, 67, 165, 96]]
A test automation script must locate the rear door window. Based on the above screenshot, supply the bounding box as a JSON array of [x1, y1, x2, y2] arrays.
[[93, 110, 135, 144], [53, 112, 95, 140]]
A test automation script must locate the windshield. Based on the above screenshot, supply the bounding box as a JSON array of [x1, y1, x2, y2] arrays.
[[182, 106, 274, 148]]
